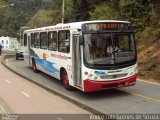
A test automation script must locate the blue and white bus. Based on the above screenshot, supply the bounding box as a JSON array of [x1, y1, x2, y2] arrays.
[[23, 20, 137, 92]]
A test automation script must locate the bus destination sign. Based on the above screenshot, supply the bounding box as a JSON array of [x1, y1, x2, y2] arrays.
[[83, 23, 131, 32]]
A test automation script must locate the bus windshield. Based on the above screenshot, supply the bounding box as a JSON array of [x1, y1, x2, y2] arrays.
[[83, 32, 136, 67]]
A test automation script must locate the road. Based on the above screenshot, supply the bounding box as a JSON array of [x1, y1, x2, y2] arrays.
[[2, 56, 160, 115], [0, 56, 90, 120]]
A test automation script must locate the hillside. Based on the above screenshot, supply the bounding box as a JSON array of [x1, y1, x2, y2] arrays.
[[0, 0, 160, 82], [0, 0, 46, 37], [137, 31, 160, 83], [27, 0, 160, 82]]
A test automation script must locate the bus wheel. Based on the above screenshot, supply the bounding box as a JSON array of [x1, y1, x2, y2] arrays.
[[61, 70, 73, 90], [32, 60, 39, 73]]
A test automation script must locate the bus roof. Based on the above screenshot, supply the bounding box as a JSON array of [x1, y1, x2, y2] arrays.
[[24, 20, 130, 33]]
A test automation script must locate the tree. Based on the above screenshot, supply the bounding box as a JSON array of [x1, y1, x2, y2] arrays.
[[90, 0, 120, 20], [120, 0, 151, 33], [0, 0, 43, 37], [73, 0, 91, 21], [150, 0, 160, 26], [27, 9, 53, 28], [64, 0, 74, 23]]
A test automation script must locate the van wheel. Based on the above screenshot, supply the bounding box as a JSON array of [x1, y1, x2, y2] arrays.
[[32, 60, 39, 73], [61, 70, 73, 90]]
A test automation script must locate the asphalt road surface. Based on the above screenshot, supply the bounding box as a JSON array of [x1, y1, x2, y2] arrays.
[[0, 56, 90, 120], [3, 56, 160, 115]]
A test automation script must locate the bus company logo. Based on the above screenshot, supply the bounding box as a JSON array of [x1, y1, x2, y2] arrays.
[[51, 53, 68, 60], [45, 26, 71, 31]]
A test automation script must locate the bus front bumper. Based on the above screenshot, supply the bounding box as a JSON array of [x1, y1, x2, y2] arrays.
[[83, 74, 137, 92]]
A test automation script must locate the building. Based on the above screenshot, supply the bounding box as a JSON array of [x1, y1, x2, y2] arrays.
[[0, 36, 19, 49]]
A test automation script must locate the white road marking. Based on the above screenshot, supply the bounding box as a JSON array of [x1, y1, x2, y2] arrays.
[[5, 79, 11, 84], [21, 91, 31, 98], [138, 79, 160, 86]]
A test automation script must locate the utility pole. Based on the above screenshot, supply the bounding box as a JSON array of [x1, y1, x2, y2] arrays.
[[62, 0, 64, 23]]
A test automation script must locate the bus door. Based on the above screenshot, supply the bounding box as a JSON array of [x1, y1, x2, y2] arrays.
[[24, 33, 31, 65], [27, 35, 31, 65], [72, 34, 82, 88]]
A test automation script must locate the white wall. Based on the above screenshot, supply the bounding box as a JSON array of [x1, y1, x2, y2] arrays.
[[0, 36, 19, 49]]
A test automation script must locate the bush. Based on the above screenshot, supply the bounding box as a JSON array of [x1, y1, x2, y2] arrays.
[[155, 29, 160, 39], [141, 27, 153, 39], [89, 3, 119, 20], [144, 60, 157, 71], [152, 69, 160, 80]]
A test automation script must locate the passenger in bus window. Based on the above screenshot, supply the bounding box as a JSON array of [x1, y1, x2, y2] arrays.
[[113, 37, 120, 51], [65, 34, 70, 53], [105, 38, 113, 56], [52, 42, 57, 51], [89, 38, 96, 59], [105, 37, 120, 56]]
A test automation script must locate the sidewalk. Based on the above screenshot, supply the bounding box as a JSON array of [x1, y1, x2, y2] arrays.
[[0, 54, 14, 115], [0, 97, 13, 114]]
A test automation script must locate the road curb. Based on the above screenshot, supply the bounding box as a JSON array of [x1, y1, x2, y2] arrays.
[[1, 55, 105, 115], [0, 97, 14, 114]]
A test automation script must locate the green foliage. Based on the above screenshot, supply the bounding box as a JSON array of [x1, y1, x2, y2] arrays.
[[0, 0, 159, 42], [27, 9, 53, 28], [120, 0, 151, 33], [144, 59, 157, 71], [89, 0, 152, 37], [73, 0, 91, 21], [0, 0, 5, 6], [39, 0, 74, 24], [0, 0, 43, 37], [152, 69, 160, 80], [141, 27, 153, 39], [64, 0, 74, 23], [90, 4, 119, 20], [154, 29, 160, 39]]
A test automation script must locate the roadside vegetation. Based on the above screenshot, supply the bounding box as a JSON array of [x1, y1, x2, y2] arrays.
[[0, 0, 160, 82]]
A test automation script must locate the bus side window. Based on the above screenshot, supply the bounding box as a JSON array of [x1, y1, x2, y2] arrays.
[[34, 33, 40, 48], [48, 31, 57, 51], [23, 34, 27, 46], [58, 30, 70, 53], [40, 32, 47, 49], [31, 33, 34, 48]]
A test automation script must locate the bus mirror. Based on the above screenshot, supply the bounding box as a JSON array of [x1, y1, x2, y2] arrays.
[[79, 35, 84, 45]]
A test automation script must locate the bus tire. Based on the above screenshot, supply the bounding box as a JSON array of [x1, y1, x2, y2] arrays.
[[61, 70, 73, 90], [32, 59, 39, 73]]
